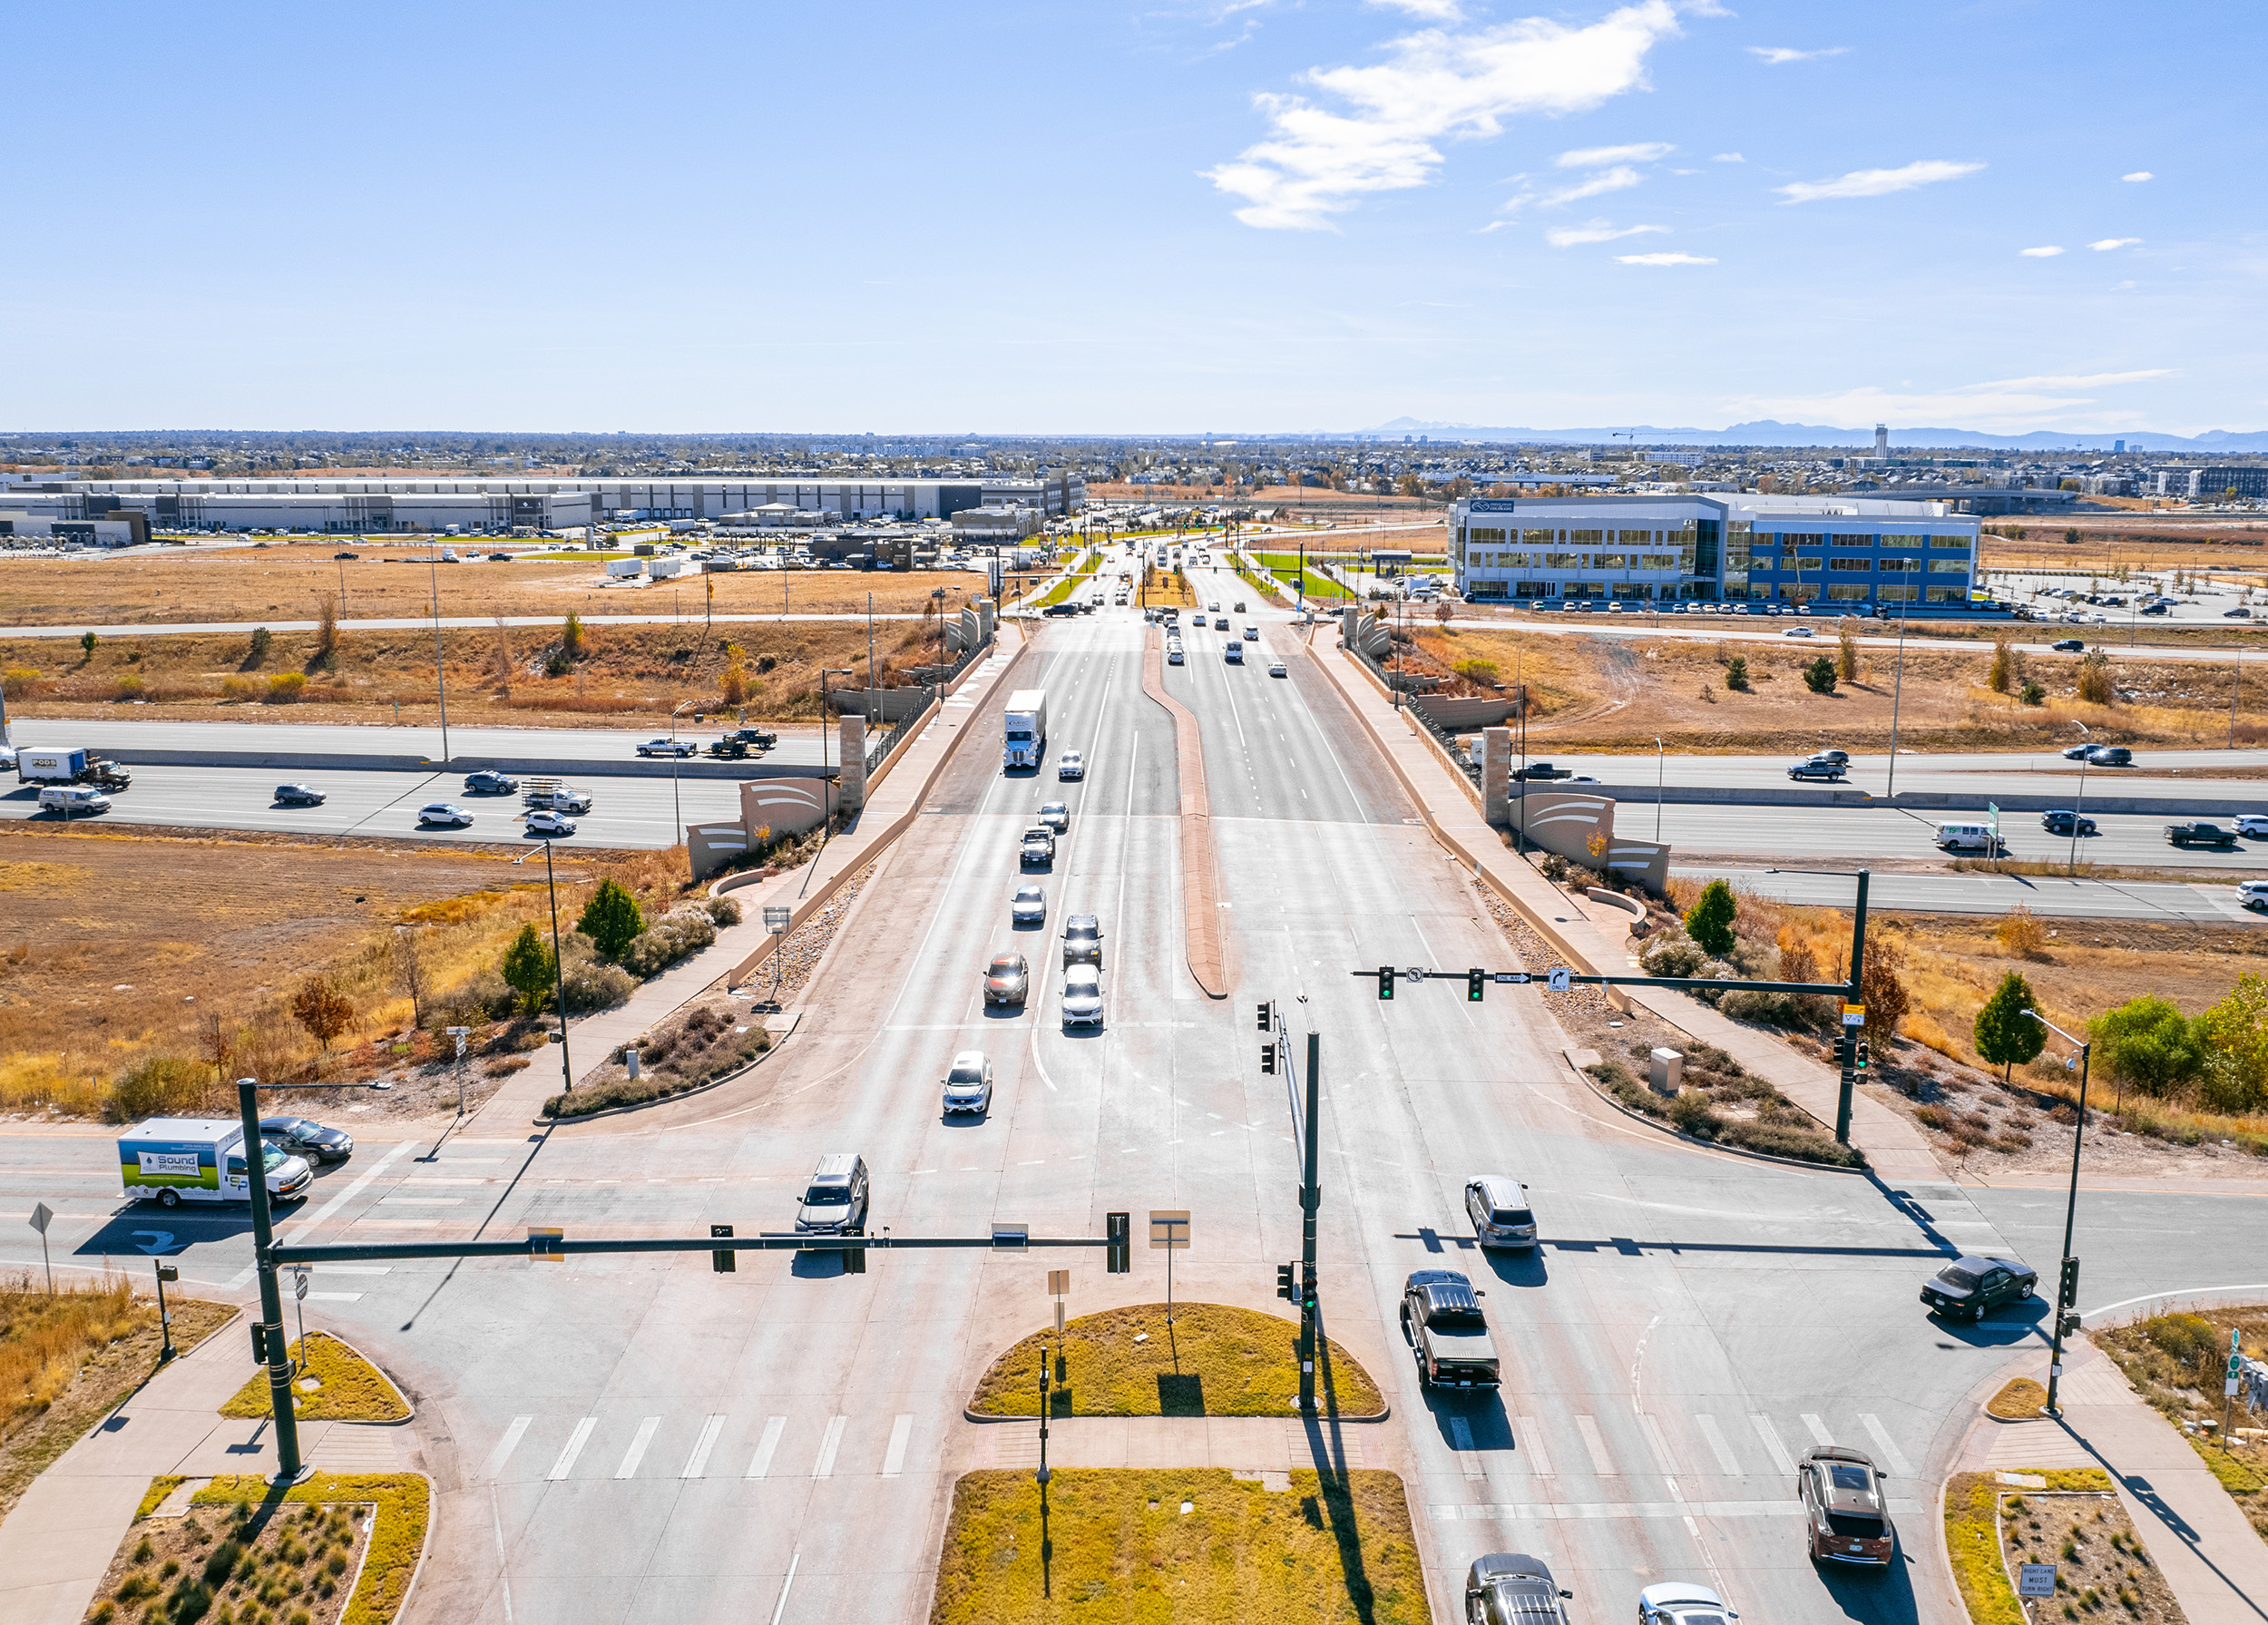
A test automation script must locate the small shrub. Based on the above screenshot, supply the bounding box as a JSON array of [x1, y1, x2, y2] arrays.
[[107, 1055, 220, 1123], [240, 628, 272, 671], [113, 675, 145, 701], [2021, 680, 2047, 705], [1684, 879, 1738, 956], [1803, 655, 1838, 694], [1996, 906, 2048, 959], [705, 895, 743, 926], [1667, 1088, 1720, 1137], [558, 957, 637, 1013], [219, 675, 257, 700], [264, 671, 308, 704], [1725, 655, 1750, 691], [1641, 932, 1708, 978], [2076, 650, 2115, 705], [621, 907, 718, 978]]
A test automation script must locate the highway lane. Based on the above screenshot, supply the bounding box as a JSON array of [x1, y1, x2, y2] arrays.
[[8, 714, 826, 770], [0, 762, 745, 849], [1640, 802, 2268, 874], [1682, 866, 2263, 925], [1512, 748, 2268, 803]]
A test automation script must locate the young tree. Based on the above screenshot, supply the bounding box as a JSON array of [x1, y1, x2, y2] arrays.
[[562, 611, 589, 661], [501, 924, 557, 1014], [314, 592, 340, 671], [1803, 655, 1838, 694], [1859, 938, 1910, 1043], [719, 642, 749, 707], [1684, 878, 1738, 957], [1725, 655, 1751, 691], [2088, 994, 2203, 1101], [1973, 971, 2047, 1085], [289, 977, 355, 1052], [1836, 618, 1860, 681], [79, 630, 98, 661], [577, 879, 646, 962], [2076, 650, 2115, 705], [2196, 974, 2268, 1114], [394, 927, 430, 1029], [1988, 635, 2013, 694]]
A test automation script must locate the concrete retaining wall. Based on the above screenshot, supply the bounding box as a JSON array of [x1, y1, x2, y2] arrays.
[[1526, 780, 2254, 817]]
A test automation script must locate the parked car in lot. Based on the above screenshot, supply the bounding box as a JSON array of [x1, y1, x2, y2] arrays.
[[2051, 638, 2087, 652], [1400, 1268, 1499, 1388], [1037, 802, 1070, 832], [637, 737, 698, 757], [983, 953, 1029, 1007], [1799, 1445, 1897, 1567], [1787, 757, 1846, 782], [259, 1115, 353, 1165], [941, 1050, 993, 1118], [1061, 914, 1103, 969], [273, 783, 326, 807], [1061, 965, 1104, 1028], [1465, 1554, 1574, 1625], [1638, 1582, 1738, 1625], [1011, 884, 1047, 926], [1057, 750, 1085, 780], [2040, 809, 2097, 836], [1464, 1175, 1536, 1250], [417, 803, 474, 827], [1919, 1254, 2038, 1320], [2167, 820, 2238, 849], [524, 809, 578, 838], [464, 769, 519, 794]]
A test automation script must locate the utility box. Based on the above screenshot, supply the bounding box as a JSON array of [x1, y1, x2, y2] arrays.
[[1649, 1047, 1684, 1094]]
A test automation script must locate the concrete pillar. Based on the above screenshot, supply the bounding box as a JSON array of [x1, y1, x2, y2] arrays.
[[975, 597, 995, 644], [1480, 727, 1513, 827], [838, 715, 867, 813], [1341, 602, 1362, 646]]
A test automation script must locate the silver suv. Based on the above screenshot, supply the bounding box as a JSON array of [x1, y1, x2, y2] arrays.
[[794, 1153, 868, 1235], [1465, 1175, 1537, 1250]]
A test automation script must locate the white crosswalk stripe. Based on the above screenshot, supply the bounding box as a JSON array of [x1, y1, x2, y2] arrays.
[[1802, 1413, 1834, 1446], [1751, 1414, 1795, 1478], [681, 1415, 726, 1479], [1514, 1416, 1552, 1476], [811, 1415, 847, 1479], [614, 1416, 660, 1479], [548, 1417, 596, 1481], [747, 1416, 787, 1480], [1574, 1415, 1617, 1475], [1695, 1415, 1741, 1476], [1859, 1413, 1912, 1476], [484, 1415, 533, 1480], [1637, 1414, 1678, 1478]]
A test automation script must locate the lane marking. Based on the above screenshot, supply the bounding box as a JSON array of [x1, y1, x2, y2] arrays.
[[883, 1414, 914, 1477], [681, 1415, 726, 1479], [547, 1416, 596, 1480], [812, 1415, 848, 1478], [747, 1415, 787, 1479], [1515, 1416, 1552, 1476], [483, 1415, 533, 1480], [1695, 1414, 1742, 1476], [769, 1552, 800, 1625], [1751, 1414, 1795, 1477], [279, 1138, 421, 1245], [1801, 1412, 1834, 1446], [1638, 1413, 1679, 1479], [614, 1415, 661, 1479], [1859, 1413, 1911, 1476], [1574, 1415, 1617, 1475]]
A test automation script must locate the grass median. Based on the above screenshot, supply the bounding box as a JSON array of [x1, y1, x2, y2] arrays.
[[931, 1467, 1426, 1625], [221, 1330, 409, 1423], [968, 1302, 1383, 1419]]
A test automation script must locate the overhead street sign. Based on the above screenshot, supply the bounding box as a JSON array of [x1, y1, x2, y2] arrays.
[[1548, 968, 1571, 992], [763, 905, 792, 933], [1494, 972, 1530, 984]]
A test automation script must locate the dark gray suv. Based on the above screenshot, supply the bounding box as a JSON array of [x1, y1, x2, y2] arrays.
[[1061, 915, 1103, 969], [1465, 1553, 1572, 1625]]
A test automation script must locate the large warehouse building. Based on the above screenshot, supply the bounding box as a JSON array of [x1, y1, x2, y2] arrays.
[[1448, 494, 1980, 612], [0, 472, 1083, 534]]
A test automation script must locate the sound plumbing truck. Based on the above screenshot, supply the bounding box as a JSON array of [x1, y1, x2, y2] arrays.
[[118, 1117, 314, 1209], [1002, 689, 1047, 771]]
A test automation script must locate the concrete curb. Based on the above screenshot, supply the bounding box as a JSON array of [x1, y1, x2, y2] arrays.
[[534, 1012, 799, 1125], [1139, 626, 1230, 999], [1567, 1056, 1871, 1176], [960, 1404, 1392, 1424]]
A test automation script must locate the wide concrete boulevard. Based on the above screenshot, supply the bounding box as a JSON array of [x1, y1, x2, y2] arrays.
[[5, 553, 2266, 1624]]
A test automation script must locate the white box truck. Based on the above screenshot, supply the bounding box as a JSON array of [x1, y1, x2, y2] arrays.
[[119, 1117, 315, 1209], [1003, 689, 1048, 770]]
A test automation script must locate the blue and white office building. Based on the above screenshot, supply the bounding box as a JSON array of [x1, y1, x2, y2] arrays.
[[1447, 494, 1980, 611]]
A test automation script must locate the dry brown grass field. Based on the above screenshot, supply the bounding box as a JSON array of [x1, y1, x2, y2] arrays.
[[0, 543, 991, 626]]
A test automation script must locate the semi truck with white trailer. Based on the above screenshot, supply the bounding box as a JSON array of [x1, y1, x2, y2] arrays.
[[1002, 689, 1048, 771], [118, 1117, 315, 1208], [19, 747, 132, 791]]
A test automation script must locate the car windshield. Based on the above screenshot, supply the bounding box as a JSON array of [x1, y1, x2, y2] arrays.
[[989, 957, 1022, 975], [948, 1065, 983, 1085], [802, 1185, 851, 1205], [1828, 1463, 1872, 1492], [1427, 1302, 1485, 1328], [1938, 1265, 1980, 1288]]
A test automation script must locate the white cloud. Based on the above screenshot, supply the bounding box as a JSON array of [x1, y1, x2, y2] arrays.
[[1725, 370, 2175, 434], [1712, 152, 1745, 162], [1546, 220, 1668, 247], [2088, 237, 2141, 251], [1555, 141, 1673, 168], [2122, 171, 2154, 182], [1206, 0, 1683, 230], [1774, 158, 1984, 204], [1617, 251, 1716, 264], [2019, 245, 2065, 258], [1544, 164, 1644, 203], [1747, 45, 1847, 64], [1368, 0, 1464, 16]]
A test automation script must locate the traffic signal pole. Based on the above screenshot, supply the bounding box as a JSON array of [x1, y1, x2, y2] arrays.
[[1299, 1024, 1321, 1414], [1837, 870, 1871, 1145], [237, 1078, 305, 1483]]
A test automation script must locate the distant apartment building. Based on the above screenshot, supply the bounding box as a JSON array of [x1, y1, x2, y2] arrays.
[[2156, 466, 2268, 501], [0, 472, 1083, 534], [1449, 494, 1980, 610]]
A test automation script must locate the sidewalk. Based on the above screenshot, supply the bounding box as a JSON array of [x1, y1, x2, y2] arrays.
[[1305, 633, 1941, 1184], [467, 628, 1031, 1128], [1960, 1340, 2268, 1625], [0, 1318, 415, 1625]]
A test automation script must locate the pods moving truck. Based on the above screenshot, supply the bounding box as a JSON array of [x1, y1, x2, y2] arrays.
[[20, 748, 132, 791], [1003, 689, 1047, 771], [119, 1117, 314, 1209]]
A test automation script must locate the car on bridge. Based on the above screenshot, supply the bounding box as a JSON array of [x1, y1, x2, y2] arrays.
[[1919, 1254, 2038, 1321], [1011, 884, 1047, 927], [273, 783, 326, 807], [1061, 966, 1104, 1029], [1269, 661, 1288, 678], [1061, 915, 1103, 969], [1019, 827, 1055, 867], [983, 954, 1029, 1007], [941, 1051, 994, 1118], [2039, 809, 2097, 836], [637, 737, 698, 757], [1057, 750, 1085, 781], [1037, 802, 1070, 832]]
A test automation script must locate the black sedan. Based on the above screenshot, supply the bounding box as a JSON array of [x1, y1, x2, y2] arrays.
[[2039, 809, 2097, 836], [463, 769, 520, 794], [1919, 1255, 2037, 1321], [273, 783, 326, 807], [259, 1115, 353, 1165]]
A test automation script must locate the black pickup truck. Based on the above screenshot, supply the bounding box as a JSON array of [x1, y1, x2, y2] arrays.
[[1511, 762, 1572, 782], [2166, 821, 2239, 849]]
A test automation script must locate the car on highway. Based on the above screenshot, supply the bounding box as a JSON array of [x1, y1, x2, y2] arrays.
[[1464, 1175, 1536, 1250], [1020, 827, 1055, 867], [1061, 965, 1104, 1028], [1207, 602, 1220, 612], [463, 769, 520, 794], [941, 1050, 993, 1118], [1638, 1582, 1738, 1625], [2141, 601, 2170, 615], [1233, 600, 1246, 612], [793, 1152, 868, 1236], [1784, 625, 1815, 637], [417, 803, 474, 827], [2241, 879, 2268, 912], [2058, 742, 2097, 760], [1269, 661, 1287, 678], [2040, 809, 2097, 836], [637, 738, 699, 757], [1061, 914, 1103, 969], [1057, 749, 1085, 781], [2236, 815, 2268, 837], [1465, 1554, 1573, 1625], [1211, 615, 1227, 630], [524, 809, 578, 838], [1243, 624, 1259, 640], [2086, 745, 2132, 767], [273, 783, 326, 807], [1512, 761, 1572, 782], [1786, 757, 1846, 783], [1798, 1445, 1897, 1567], [1225, 640, 1244, 664], [1011, 884, 1047, 927], [2051, 638, 2087, 652], [2227, 607, 2255, 619], [2166, 820, 2238, 849], [259, 1115, 353, 1165], [1401, 1268, 1498, 1388], [1919, 1254, 2038, 1321], [1037, 802, 1070, 832], [1167, 647, 1185, 665], [983, 953, 1029, 1007]]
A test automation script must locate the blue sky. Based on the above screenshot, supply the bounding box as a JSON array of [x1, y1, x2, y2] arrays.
[[5, 0, 2258, 436]]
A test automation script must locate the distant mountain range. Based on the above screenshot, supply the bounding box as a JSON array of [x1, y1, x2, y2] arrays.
[[1364, 416, 2268, 454]]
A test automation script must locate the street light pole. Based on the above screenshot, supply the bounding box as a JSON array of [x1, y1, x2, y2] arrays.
[[428, 551, 451, 766], [1885, 602, 1910, 800], [1655, 736, 1665, 841], [2068, 722, 2091, 875], [2022, 1008, 2092, 1417], [542, 839, 572, 1101]]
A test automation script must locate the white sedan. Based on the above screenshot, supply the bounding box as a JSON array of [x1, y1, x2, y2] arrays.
[[1784, 625, 1816, 637], [1057, 750, 1085, 781], [417, 802, 474, 828]]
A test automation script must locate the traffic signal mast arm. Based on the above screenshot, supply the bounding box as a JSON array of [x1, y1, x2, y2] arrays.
[[1354, 967, 1853, 997]]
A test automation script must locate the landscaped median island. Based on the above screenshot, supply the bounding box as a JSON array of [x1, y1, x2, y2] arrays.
[[967, 1304, 1383, 1419], [1943, 1468, 2185, 1625], [220, 1331, 409, 1423], [0, 1270, 234, 1521], [1585, 1044, 1866, 1169], [929, 1468, 1426, 1625], [85, 1471, 430, 1625], [2095, 1306, 2268, 1542]]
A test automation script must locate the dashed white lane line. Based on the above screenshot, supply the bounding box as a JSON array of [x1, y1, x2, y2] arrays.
[[883, 1415, 914, 1477], [1515, 1416, 1553, 1477]]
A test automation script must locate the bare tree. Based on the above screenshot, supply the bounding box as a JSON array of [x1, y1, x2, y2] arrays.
[[394, 927, 430, 1028], [290, 978, 355, 1052], [493, 616, 515, 697]]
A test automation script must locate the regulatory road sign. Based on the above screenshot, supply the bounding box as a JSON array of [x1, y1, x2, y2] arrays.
[[1403, 966, 1425, 984], [1843, 1003, 1867, 1026], [1494, 972, 1530, 984], [763, 905, 792, 933], [1548, 968, 1571, 992], [2019, 1565, 2057, 1599], [27, 1201, 52, 1235], [1149, 1209, 1191, 1249], [292, 1267, 309, 1301], [1048, 1269, 1070, 1297]]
